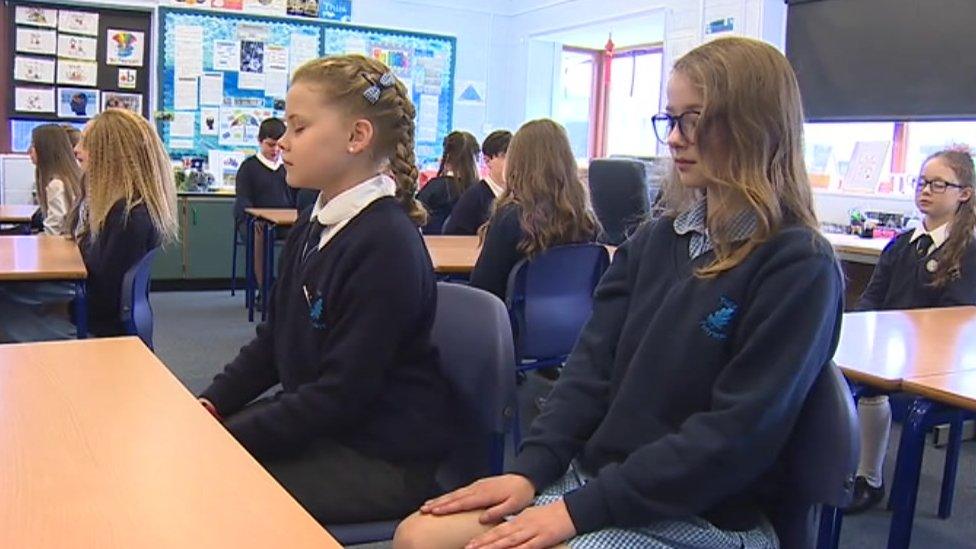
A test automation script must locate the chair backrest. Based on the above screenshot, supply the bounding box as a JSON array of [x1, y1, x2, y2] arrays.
[[432, 282, 517, 490], [120, 247, 159, 349], [762, 361, 859, 548], [588, 157, 654, 245], [505, 244, 610, 362]]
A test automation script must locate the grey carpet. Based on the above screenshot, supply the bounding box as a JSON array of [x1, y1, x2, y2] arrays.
[[153, 290, 975, 548]]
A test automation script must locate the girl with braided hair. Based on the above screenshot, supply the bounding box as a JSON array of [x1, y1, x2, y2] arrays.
[[199, 54, 451, 525]]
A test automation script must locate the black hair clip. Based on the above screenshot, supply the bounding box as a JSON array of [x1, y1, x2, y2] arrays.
[[362, 71, 397, 105]]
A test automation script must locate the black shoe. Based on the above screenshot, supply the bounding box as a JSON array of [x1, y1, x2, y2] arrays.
[[844, 476, 885, 514]]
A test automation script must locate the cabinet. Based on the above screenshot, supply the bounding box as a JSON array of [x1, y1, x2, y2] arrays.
[[151, 195, 245, 281]]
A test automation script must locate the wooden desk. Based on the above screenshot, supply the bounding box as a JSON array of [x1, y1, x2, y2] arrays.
[[243, 208, 298, 322], [425, 235, 482, 274], [0, 234, 86, 281], [0, 337, 340, 549], [833, 307, 976, 390], [822, 232, 889, 265], [0, 235, 88, 337], [0, 204, 39, 224], [423, 236, 618, 275], [903, 372, 976, 412], [245, 207, 298, 227]]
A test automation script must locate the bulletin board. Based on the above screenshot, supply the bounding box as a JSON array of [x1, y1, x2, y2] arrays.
[[157, 7, 322, 158], [7, 1, 152, 122], [321, 23, 456, 170], [157, 8, 456, 169]]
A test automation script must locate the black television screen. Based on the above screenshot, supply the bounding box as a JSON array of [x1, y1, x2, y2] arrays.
[[785, 0, 976, 121]]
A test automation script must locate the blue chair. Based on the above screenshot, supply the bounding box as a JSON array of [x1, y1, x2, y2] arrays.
[[505, 243, 610, 374], [761, 362, 859, 549], [327, 282, 518, 545], [120, 247, 159, 350]]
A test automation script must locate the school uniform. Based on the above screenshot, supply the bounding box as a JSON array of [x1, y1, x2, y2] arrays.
[[507, 198, 843, 546], [469, 203, 597, 300], [233, 154, 294, 225], [0, 199, 158, 341], [856, 224, 976, 311], [442, 176, 503, 235], [849, 223, 976, 505], [417, 175, 464, 234], [42, 178, 70, 235], [200, 174, 452, 524]]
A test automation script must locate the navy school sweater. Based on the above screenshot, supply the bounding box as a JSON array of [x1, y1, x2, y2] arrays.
[[233, 156, 294, 224], [80, 201, 159, 336], [856, 229, 976, 311], [443, 180, 496, 235], [201, 197, 452, 462], [417, 176, 464, 235], [508, 217, 844, 534]]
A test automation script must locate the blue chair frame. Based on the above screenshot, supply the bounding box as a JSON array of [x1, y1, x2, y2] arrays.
[[120, 247, 159, 349], [327, 282, 517, 545]]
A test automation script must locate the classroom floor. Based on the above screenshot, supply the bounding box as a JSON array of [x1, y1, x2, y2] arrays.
[[153, 290, 976, 548]]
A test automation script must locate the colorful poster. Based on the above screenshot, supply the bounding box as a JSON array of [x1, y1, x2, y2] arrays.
[[57, 87, 100, 117], [287, 0, 319, 17], [16, 6, 58, 28], [239, 41, 265, 90], [106, 29, 145, 67], [208, 150, 247, 187], [14, 87, 56, 113], [118, 68, 138, 89], [15, 56, 56, 84], [243, 0, 286, 16], [16, 27, 57, 55], [319, 0, 351, 22], [58, 11, 99, 36], [102, 92, 143, 114], [213, 40, 240, 71], [57, 60, 98, 87], [211, 0, 243, 8], [57, 34, 98, 61], [169, 0, 210, 7], [218, 108, 272, 146]]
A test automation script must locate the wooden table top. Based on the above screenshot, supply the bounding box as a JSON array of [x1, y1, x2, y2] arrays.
[[822, 232, 890, 265], [902, 371, 976, 412], [0, 235, 87, 281], [425, 235, 482, 274], [833, 307, 976, 390], [0, 204, 39, 223], [245, 207, 298, 226], [0, 337, 340, 548]]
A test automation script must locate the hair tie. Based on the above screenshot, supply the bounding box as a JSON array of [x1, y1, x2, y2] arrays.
[[362, 71, 397, 105]]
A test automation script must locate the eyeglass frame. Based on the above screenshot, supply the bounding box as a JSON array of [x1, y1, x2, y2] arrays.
[[914, 176, 965, 194], [651, 110, 702, 144]]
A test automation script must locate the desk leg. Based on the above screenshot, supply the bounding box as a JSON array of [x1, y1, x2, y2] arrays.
[[262, 223, 275, 322], [817, 505, 843, 549], [246, 216, 255, 322], [887, 399, 959, 549], [938, 410, 965, 519], [74, 281, 87, 339]]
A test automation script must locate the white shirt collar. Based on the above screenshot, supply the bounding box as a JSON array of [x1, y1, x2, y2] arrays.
[[308, 173, 396, 250], [910, 221, 949, 254], [483, 176, 503, 198], [255, 153, 282, 171]]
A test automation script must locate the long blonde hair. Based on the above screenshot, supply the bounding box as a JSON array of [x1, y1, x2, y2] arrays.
[[291, 54, 427, 226], [31, 124, 82, 221], [485, 119, 599, 257], [660, 36, 818, 277], [78, 109, 178, 244]]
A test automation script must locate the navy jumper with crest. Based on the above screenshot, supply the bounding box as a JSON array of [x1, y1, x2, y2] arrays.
[[855, 228, 976, 311], [507, 204, 844, 535], [201, 195, 451, 463]]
